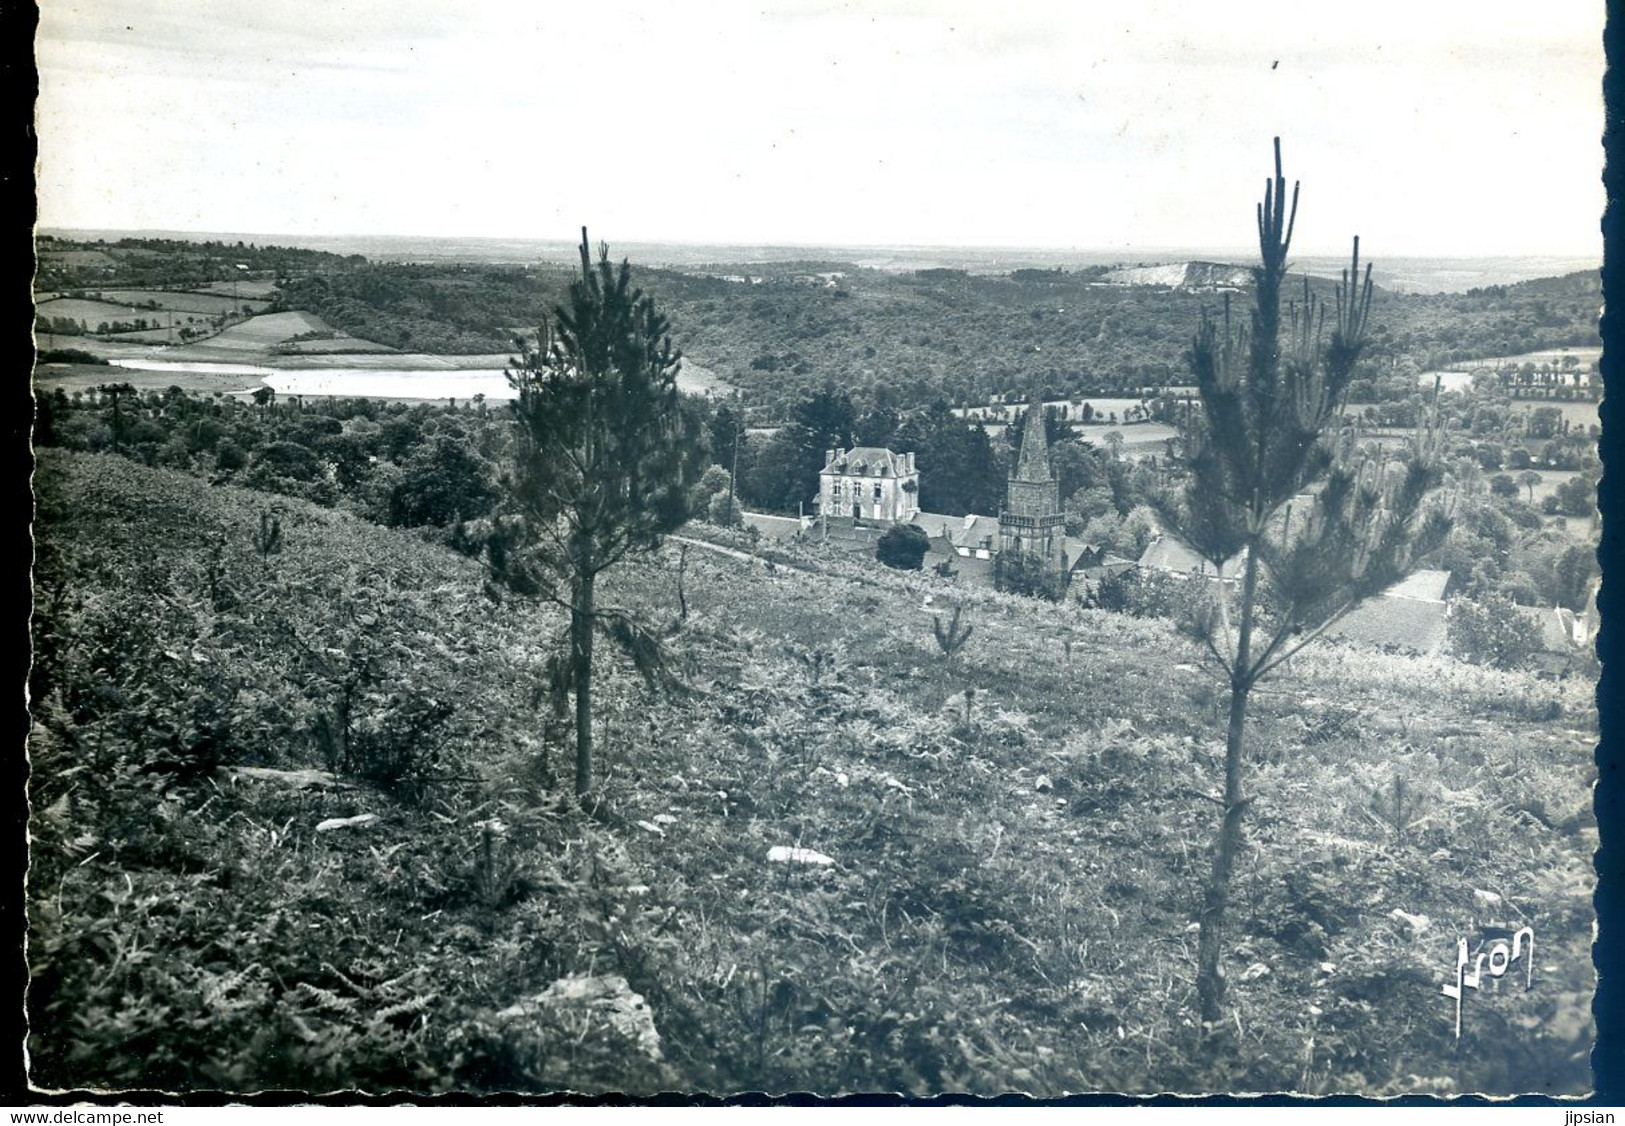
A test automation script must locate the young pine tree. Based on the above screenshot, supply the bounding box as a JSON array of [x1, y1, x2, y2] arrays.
[[1164, 141, 1451, 1026], [496, 229, 708, 799]]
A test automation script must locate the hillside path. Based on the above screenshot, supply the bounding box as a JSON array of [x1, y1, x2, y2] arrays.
[[669, 534, 810, 576]]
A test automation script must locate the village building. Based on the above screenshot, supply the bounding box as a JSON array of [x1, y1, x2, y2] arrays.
[[1137, 534, 1244, 580], [814, 447, 920, 523], [1510, 599, 1599, 676]]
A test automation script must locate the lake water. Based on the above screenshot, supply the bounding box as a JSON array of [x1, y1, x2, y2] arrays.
[[106, 358, 724, 400]]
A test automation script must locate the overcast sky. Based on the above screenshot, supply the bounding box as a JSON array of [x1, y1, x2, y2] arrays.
[[35, 0, 1604, 256]]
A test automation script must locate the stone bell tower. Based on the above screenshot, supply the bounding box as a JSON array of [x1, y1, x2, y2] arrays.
[[998, 397, 1065, 572]]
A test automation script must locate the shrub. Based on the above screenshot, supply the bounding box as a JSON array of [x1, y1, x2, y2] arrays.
[[706, 489, 743, 527], [993, 549, 1064, 601], [1093, 568, 1201, 621], [1448, 594, 1541, 670], [37, 347, 108, 365], [876, 523, 930, 570], [387, 436, 497, 528], [1554, 475, 1596, 517]]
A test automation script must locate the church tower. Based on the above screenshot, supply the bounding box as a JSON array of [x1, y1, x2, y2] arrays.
[[998, 398, 1065, 576]]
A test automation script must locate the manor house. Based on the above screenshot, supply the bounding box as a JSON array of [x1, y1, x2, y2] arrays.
[[813, 447, 920, 523]]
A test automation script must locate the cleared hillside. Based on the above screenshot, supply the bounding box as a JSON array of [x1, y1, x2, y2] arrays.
[[1098, 261, 1254, 289], [28, 450, 1595, 1095]]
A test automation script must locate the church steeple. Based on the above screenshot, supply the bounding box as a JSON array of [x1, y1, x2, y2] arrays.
[[1013, 397, 1054, 483], [997, 394, 1067, 594]]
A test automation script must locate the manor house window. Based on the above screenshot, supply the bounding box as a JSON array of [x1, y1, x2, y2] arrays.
[[873, 482, 883, 500]]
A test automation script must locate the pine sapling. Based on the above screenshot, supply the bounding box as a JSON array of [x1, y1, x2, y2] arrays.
[[255, 511, 283, 560], [932, 605, 974, 665], [1162, 139, 1451, 1027]]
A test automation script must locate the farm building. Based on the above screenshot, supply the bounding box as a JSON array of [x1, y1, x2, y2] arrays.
[[1509, 602, 1598, 676]]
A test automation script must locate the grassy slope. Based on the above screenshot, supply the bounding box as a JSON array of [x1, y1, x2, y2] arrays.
[[28, 451, 1596, 1096]]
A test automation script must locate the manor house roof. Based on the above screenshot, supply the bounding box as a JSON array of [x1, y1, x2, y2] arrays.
[[821, 447, 912, 477]]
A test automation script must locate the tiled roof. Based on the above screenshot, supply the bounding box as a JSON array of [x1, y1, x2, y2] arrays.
[[822, 447, 910, 477], [934, 553, 994, 581], [1382, 569, 1452, 602], [1060, 537, 1105, 572], [1328, 595, 1449, 654], [911, 512, 965, 540], [1511, 604, 1584, 653], [1137, 535, 1239, 578], [952, 515, 1002, 549]]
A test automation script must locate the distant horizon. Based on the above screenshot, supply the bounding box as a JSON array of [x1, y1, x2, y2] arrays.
[[38, 225, 1599, 295], [37, 224, 1603, 263]]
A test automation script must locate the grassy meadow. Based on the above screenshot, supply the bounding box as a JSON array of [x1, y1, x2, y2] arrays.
[[27, 450, 1596, 1096]]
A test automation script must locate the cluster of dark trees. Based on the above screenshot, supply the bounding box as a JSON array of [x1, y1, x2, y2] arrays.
[[271, 265, 569, 354], [1432, 482, 1598, 610], [33, 384, 509, 535]]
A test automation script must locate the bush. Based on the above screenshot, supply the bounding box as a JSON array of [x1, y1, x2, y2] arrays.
[[1448, 594, 1542, 670], [1554, 475, 1596, 517], [993, 549, 1065, 600], [1093, 568, 1199, 620], [876, 523, 931, 570], [706, 489, 743, 527], [387, 437, 497, 528]]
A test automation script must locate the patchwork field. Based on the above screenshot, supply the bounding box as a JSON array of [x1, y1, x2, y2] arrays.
[[160, 311, 344, 354], [36, 298, 156, 325], [101, 327, 189, 344], [97, 289, 273, 315], [26, 450, 1596, 1096], [33, 363, 269, 397], [192, 278, 283, 299], [38, 248, 117, 268]]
